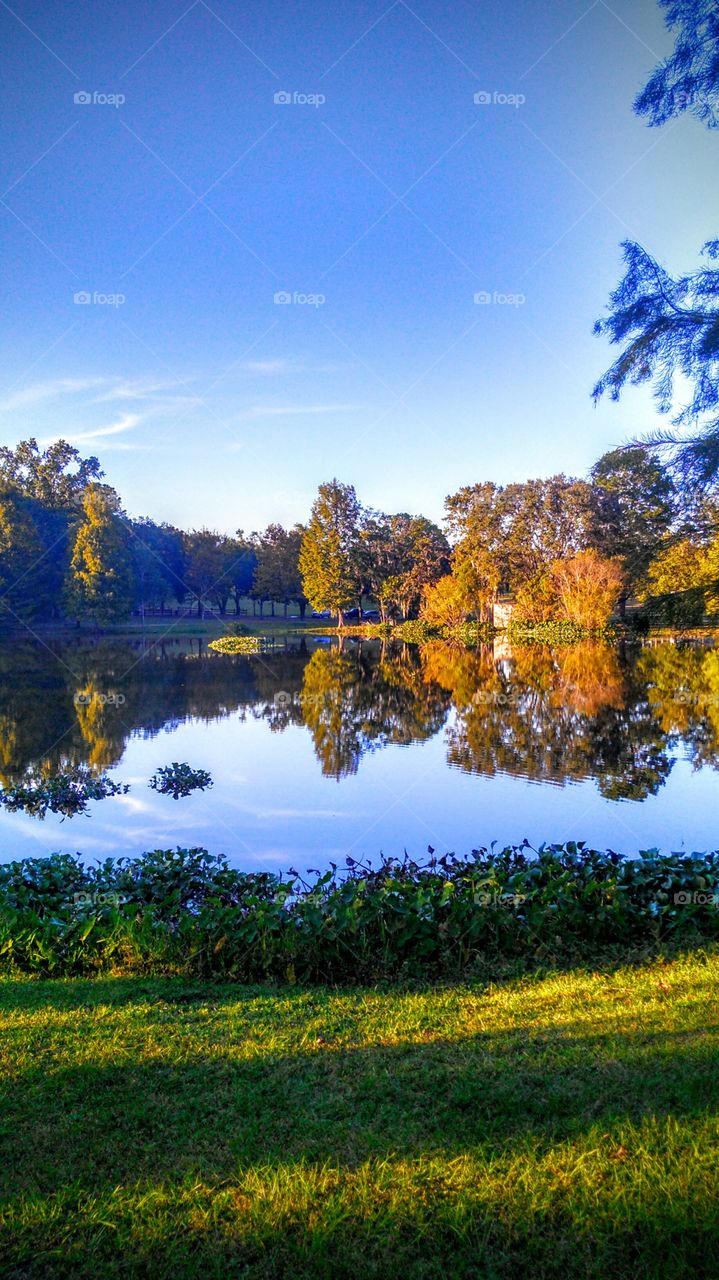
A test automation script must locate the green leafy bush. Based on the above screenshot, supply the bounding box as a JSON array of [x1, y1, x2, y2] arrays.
[[392, 620, 437, 643], [507, 620, 614, 643], [1, 843, 718, 980]]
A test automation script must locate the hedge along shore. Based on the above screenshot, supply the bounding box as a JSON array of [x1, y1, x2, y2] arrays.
[[2, 844, 718, 981]]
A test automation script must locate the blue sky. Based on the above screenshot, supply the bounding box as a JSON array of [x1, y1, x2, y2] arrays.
[[1, 0, 716, 533]]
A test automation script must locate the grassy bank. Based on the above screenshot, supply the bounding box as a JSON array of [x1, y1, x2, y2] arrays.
[[3, 616, 316, 641], [1, 951, 718, 1277]]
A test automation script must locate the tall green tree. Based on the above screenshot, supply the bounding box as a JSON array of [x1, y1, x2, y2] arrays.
[[0, 492, 47, 623], [0, 438, 105, 617], [447, 476, 596, 613], [360, 513, 449, 621], [229, 533, 257, 616], [590, 447, 676, 612], [252, 523, 306, 617], [64, 485, 135, 626], [299, 480, 361, 626], [182, 530, 238, 616], [445, 482, 504, 619], [128, 519, 185, 618]]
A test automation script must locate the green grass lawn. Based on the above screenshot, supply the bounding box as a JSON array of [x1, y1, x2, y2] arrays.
[[107, 616, 314, 635], [16, 610, 322, 642], [1, 952, 718, 1278]]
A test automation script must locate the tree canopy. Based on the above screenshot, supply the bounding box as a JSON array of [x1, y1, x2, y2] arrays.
[[635, 0, 719, 129], [594, 2, 719, 488]]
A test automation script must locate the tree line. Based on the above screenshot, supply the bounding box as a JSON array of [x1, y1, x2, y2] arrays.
[[0, 435, 717, 631], [0, 438, 306, 625], [2, 4, 718, 633]]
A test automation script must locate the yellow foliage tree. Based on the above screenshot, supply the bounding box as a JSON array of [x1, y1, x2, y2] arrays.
[[64, 484, 134, 626], [420, 574, 471, 629], [550, 550, 625, 630]]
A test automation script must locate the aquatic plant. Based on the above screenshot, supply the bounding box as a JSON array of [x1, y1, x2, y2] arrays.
[[208, 635, 264, 654], [149, 763, 213, 799], [1, 843, 718, 979]]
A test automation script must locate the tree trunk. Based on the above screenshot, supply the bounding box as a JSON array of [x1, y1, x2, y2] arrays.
[[337, 608, 344, 629]]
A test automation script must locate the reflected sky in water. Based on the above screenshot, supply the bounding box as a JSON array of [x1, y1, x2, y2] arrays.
[[1, 632, 718, 870]]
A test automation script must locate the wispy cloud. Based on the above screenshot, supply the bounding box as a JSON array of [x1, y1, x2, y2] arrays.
[[2, 374, 204, 453], [240, 359, 297, 375], [0, 374, 200, 415], [91, 376, 201, 408], [238, 359, 345, 376], [0, 377, 109, 412], [57, 412, 143, 444], [238, 402, 362, 419]]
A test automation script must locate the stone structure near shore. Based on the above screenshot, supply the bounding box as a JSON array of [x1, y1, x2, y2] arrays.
[[492, 600, 515, 629]]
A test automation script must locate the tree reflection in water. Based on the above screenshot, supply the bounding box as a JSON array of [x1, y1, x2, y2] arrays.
[[0, 634, 718, 804]]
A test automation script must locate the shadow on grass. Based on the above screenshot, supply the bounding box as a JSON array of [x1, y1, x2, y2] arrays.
[[0, 976, 308, 1014], [2, 940, 715, 1010], [2, 1026, 718, 1189], [2, 976, 718, 1277]]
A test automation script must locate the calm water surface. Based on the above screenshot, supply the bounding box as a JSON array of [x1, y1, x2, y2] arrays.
[[1, 632, 718, 871]]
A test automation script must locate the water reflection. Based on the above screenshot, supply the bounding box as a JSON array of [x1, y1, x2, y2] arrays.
[[0, 634, 718, 805]]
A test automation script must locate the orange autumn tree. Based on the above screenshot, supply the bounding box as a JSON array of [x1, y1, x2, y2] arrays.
[[420, 574, 471, 629], [550, 550, 625, 630]]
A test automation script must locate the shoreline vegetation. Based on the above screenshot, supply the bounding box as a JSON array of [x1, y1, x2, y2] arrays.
[[7, 614, 719, 647], [2, 845, 718, 983]]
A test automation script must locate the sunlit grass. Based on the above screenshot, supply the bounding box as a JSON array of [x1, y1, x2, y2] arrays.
[[1, 952, 718, 1277]]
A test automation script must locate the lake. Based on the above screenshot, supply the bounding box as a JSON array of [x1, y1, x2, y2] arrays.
[[1, 632, 718, 872]]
